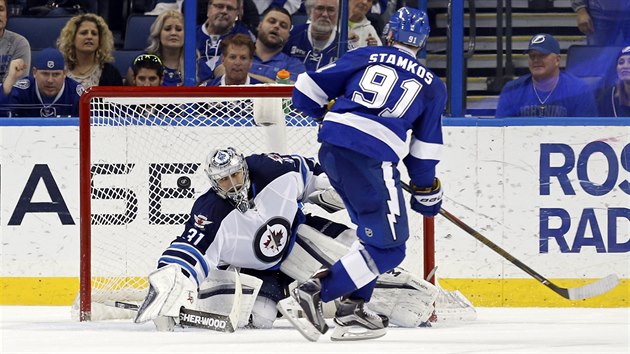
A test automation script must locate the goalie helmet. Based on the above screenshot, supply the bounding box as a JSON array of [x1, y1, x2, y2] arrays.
[[386, 7, 430, 49], [204, 147, 251, 213]]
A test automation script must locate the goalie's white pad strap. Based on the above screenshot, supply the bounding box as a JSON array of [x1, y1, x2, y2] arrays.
[[196, 268, 262, 328], [134, 264, 198, 324]]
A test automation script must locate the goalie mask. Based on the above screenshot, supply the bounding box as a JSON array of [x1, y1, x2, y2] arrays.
[[205, 147, 251, 213], [385, 7, 430, 49]]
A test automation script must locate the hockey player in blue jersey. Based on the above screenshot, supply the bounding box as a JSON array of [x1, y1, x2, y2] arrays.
[[0, 47, 83, 117], [286, 7, 447, 341]]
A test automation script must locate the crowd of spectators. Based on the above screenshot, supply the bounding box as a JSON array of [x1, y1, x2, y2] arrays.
[[0, 0, 629, 117]]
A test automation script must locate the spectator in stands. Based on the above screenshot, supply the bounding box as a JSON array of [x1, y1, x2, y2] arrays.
[[144, 0, 183, 15], [57, 13, 122, 88], [196, 0, 255, 83], [597, 46, 630, 117], [0, 47, 82, 117], [284, 0, 340, 71], [250, 0, 303, 18], [131, 53, 163, 86], [572, 0, 630, 46], [496, 33, 598, 118], [200, 33, 262, 85], [126, 10, 183, 86], [248, 6, 305, 82], [0, 0, 31, 81], [347, 0, 381, 49]]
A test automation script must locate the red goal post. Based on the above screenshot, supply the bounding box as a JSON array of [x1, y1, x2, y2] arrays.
[[77, 86, 435, 321]]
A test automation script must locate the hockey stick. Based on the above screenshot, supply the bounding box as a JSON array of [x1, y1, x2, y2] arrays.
[[107, 268, 243, 332], [106, 301, 237, 332], [401, 182, 620, 300]]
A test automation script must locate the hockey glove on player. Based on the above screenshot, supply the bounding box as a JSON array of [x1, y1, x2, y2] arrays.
[[410, 178, 443, 217], [314, 99, 336, 122]]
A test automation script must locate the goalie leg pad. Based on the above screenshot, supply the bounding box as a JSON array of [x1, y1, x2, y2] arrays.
[[196, 269, 263, 329], [280, 224, 350, 282], [249, 296, 278, 329], [134, 264, 198, 324], [369, 267, 439, 327]]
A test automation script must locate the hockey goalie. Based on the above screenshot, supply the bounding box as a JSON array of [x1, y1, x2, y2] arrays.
[[132, 147, 474, 339]]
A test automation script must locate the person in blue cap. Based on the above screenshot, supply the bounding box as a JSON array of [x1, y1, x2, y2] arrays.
[[496, 33, 598, 118], [0, 47, 83, 117]]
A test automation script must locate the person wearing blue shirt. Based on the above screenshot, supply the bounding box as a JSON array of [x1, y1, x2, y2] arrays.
[[249, 6, 305, 82], [283, 0, 340, 72], [0, 47, 83, 117], [496, 33, 598, 118], [285, 8, 446, 341], [196, 0, 256, 83]]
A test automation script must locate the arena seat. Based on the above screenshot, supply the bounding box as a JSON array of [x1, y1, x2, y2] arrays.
[[7, 16, 72, 50], [565, 45, 622, 94], [123, 15, 157, 50], [112, 50, 143, 81]]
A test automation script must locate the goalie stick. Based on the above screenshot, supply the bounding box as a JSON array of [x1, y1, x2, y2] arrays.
[[107, 267, 243, 332], [401, 182, 620, 301], [105, 301, 237, 332]]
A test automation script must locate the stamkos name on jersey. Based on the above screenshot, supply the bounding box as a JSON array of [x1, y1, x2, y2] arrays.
[[368, 53, 434, 85]]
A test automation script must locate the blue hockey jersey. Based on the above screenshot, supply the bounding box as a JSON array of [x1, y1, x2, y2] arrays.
[[0, 76, 83, 117], [283, 24, 339, 72], [157, 153, 325, 287], [292, 45, 447, 187]]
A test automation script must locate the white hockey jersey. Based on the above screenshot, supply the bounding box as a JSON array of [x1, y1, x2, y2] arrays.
[[157, 153, 325, 287]]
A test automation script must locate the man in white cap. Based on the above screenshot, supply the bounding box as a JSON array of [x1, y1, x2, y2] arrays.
[[0, 47, 83, 117]]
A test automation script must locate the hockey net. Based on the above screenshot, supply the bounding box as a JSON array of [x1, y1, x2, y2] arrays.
[[76, 86, 474, 323]]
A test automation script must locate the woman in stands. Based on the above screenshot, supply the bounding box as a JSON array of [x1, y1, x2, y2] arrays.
[[598, 46, 630, 117], [126, 10, 184, 86], [57, 13, 123, 88]]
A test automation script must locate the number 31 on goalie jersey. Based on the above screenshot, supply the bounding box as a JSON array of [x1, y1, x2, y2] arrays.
[[353, 65, 422, 119], [184, 228, 205, 246]]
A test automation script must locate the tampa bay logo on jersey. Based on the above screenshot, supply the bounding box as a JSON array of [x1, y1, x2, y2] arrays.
[[254, 217, 291, 262]]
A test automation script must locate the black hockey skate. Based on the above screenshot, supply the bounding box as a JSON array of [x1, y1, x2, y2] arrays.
[[331, 298, 389, 341], [292, 277, 329, 334], [277, 269, 329, 341]]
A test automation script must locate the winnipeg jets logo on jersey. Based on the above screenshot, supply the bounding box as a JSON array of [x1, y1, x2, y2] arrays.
[[254, 217, 291, 262], [193, 214, 213, 230]]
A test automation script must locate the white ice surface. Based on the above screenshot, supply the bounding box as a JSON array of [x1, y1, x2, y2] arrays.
[[1, 306, 628, 354]]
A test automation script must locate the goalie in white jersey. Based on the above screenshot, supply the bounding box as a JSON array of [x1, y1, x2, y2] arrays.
[[134, 146, 439, 335], [286, 7, 447, 341]]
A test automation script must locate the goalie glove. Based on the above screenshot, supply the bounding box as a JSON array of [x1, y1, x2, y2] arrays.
[[409, 177, 443, 217], [134, 264, 198, 324]]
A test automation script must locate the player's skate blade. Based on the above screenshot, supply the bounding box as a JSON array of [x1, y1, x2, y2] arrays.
[[277, 297, 322, 342], [330, 324, 387, 341]]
